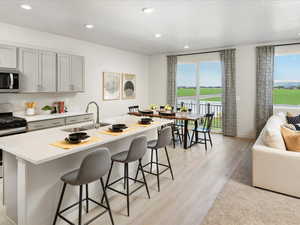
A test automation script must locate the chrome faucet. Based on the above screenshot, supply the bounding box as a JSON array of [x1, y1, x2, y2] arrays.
[[85, 101, 100, 125]]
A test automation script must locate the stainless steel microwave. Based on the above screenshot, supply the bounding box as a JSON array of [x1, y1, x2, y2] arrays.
[[0, 72, 19, 92]]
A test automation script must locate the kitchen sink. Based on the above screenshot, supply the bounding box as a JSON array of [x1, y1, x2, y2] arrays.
[[62, 123, 111, 132]]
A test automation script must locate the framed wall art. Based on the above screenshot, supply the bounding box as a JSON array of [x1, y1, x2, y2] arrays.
[[122, 73, 136, 99], [103, 72, 121, 100]]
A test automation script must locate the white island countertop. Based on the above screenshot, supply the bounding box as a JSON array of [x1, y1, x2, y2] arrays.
[[15, 111, 93, 122], [0, 116, 170, 165]]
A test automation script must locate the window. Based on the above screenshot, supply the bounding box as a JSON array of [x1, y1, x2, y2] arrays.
[[274, 48, 300, 106]]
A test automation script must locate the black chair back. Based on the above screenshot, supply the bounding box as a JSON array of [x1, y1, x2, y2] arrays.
[[202, 113, 214, 132], [128, 105, 139, 112]]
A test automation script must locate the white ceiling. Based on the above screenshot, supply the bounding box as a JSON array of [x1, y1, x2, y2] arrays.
[[0, 0, 300, 55]]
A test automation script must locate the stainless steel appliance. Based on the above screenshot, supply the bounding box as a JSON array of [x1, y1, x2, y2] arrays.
[[0, 104, 27, 178], [0, 72, 19, 92]]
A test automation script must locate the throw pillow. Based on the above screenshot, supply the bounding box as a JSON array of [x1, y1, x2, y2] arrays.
[[286, 114, 300, 125], [262, 127, 286, 150], [281, 126, 300, 152], [282, 123, 296, 131]]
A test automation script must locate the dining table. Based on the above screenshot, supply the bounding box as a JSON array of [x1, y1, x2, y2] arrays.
[[128, 110, 203, 149]]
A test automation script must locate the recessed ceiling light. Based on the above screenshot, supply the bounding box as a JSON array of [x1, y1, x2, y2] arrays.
[[20, 4, 32, 10], [142, 8, 155, 13], [184, 45, 190, 49], [85, 24, 94, 29], [155, 33, 162, 38]]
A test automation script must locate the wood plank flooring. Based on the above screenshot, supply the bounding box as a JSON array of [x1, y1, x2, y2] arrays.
[[0, 134, 253, 225]]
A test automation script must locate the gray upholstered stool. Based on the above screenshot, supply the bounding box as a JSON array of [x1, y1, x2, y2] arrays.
[[101, 136, 150, 217], [52, 148, 114, 225], [135, 126, 174, 192]]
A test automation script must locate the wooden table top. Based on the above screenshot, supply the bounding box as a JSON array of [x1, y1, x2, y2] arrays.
[[128, 111, 203, 121]]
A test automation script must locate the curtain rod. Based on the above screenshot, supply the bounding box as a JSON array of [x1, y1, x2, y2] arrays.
[[167, 49, 226, 57], [272, 42, 300, 48], [168, 42, 300, 57]]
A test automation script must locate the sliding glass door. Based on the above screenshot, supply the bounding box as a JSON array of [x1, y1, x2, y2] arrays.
[[176, 53, 222, 131]]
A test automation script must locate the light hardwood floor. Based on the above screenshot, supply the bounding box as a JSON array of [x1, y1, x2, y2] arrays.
[[0, 134, 253, 225]]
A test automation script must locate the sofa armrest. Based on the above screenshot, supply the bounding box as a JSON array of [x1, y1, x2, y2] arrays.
[[252, 145, 300, 197]]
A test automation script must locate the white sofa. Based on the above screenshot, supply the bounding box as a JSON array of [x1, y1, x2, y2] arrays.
[[252, 114, 300, 198]]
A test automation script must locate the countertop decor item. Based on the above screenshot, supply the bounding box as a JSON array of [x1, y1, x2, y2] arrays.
[[103, 72, 121, 100], [122, 73, 136, 99], [25, 102, 36, 116], [41, 105, 53, 115]]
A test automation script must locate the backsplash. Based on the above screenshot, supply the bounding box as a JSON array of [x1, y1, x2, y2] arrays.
[[0, 93, 79, 114]]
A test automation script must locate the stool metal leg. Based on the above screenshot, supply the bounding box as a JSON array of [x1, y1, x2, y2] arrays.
[[123, 163, 126, 190], [155, 149, 160, 192], [139, 159, 150, 199], [150, 149, 153, 173], [125, 163, 130, 216], [165, 147, 174, 180], [204, 132, 207, 151], [100, 178, 115, 225], [101, 161, 114, 204], [85, 184, 89, 213], [52, 183, 67, 225], [134, 162, 140, 183], [79, 185, 83, 225]]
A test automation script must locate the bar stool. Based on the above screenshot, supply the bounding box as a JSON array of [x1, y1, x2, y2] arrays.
[[52, 148, 114, 225], [101, 136, 150, 217], [135, 126, 174, 192]]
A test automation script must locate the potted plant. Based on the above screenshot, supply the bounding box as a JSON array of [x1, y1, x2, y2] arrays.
[[180, 106, 188, 112], [164, 104, 172, 111], [41, 105, 53, 115], [149, 104, 158, 110]]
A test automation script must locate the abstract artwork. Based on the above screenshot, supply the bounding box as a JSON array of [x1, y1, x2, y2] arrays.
[[103, 72, 121, 100], [122, 73, 136, 99]]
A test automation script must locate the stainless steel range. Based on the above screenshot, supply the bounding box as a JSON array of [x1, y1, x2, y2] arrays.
[[0, 104, 27, 178], [0, 112, 27, 136]]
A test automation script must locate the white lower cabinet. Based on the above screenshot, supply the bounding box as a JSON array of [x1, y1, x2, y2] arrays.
[[27, 113, 94, 131]]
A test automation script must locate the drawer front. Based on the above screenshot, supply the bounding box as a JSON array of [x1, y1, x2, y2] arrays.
[[27, 118, 65, 131], [66, 114, 94, 125]]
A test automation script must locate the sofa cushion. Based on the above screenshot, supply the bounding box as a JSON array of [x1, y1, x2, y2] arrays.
[[281, 126, 300, 152], [261, 115, 286, 150]]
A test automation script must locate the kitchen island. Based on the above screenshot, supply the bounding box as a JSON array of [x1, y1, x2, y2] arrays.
[[0, 115, 170, 225]]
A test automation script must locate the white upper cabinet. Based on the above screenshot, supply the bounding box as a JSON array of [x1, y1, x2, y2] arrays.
[[57, 54, 85, 92], [70, 55, 85, 92], [19, 48, 39, 92], [19, 48, 57, 93], [39, 50, 57, 92], [57, 53, 71, 92], [17, 45, 84, 93], [0, 44, 17, 69]]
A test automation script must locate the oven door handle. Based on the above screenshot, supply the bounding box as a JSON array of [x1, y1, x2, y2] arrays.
[[9, 73, 13, 89]]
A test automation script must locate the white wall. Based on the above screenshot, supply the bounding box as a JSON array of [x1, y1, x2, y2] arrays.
[[149, 46, 257, 139], [0, 22, 149, 118]]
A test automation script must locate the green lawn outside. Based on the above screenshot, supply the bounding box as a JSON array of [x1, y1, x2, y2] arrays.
[[177, 88, 222, 96], [177, 87, 300, 105], [201, 97, 221, 102], [273, 88, 300, 105]]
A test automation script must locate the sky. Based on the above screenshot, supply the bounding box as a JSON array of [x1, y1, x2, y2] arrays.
[[177, 61, 222, 87], [274, 54, 300, 82], [177, 54, 300, 87]]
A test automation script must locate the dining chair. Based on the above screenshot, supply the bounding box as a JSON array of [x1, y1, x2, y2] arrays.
[[128, 105, 139, 112], [190, 113, 214, 151]]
